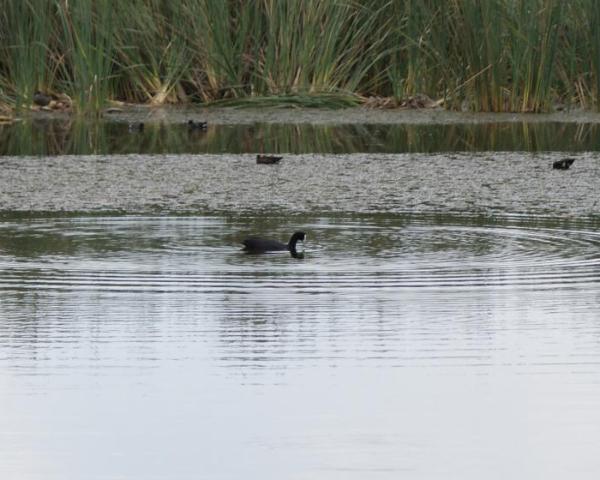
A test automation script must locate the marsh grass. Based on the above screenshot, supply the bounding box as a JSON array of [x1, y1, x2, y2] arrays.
[[577, 0, 600, 110], [112, 0, 194, 104], [1, 0, 600, 113], [55, 0, 115, 113], [0, 0, 54, 108]]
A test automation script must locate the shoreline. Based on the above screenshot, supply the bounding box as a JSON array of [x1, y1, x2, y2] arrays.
[[12, 106, 600, 126]]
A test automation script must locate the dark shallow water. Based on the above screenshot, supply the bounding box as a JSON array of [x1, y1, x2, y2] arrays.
[[1, 213, 600, 479], [3, 118, 600, 155]]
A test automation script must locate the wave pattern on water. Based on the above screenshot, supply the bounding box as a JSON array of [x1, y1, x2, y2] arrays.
[[1, 215, 599, 374], [1, 218, 599, 293], [2, 216, 600, 480]]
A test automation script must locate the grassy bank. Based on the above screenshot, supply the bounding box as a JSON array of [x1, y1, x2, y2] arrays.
[[1, 0, 600, 113]]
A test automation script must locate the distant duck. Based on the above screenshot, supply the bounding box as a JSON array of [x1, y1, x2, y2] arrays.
[[553, 158, 575, 170], [242, 231, 306, 255], [33, 90, 52, 107], [128, 122, 145, 132], [256, 154, 282, 164], [188, 120, 208, 131]]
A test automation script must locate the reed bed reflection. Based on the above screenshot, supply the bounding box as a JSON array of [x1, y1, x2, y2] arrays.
[[3, 121, 600, 155]]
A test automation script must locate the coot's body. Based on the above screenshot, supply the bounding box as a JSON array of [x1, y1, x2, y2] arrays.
[[33, 91, 52, 107], [243, 237, 288, 252], [256, 154, 282, 164], [188, 120, 208, 131], [553, 158, 575, 170], [128, 122, 145, 132], [242, 231, 306, 254]]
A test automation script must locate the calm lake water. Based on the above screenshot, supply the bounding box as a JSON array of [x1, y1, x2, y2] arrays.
[[4, 117, 600, 155], [1, 119, 600, 479]]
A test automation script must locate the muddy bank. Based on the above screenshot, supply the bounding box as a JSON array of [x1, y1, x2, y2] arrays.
[[17, 105, 600, 125]]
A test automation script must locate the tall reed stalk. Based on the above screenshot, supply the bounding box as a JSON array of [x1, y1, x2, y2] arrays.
[[185, 0, 258, 100], [1, 0, 600, 112], [112, 0, 192, 104], [388, 0, 438, 99], [256, 0, 389, 95], [55, 0, 115, 113], [0, 0, 53, 108], [583, 0, 600, 110], [507, 0, 563, 112]]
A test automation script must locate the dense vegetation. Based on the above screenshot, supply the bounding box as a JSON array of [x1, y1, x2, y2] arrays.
[[2, 0, 600, 113]]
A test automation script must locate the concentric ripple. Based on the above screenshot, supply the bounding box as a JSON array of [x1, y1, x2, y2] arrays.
[[2, 215, 600, 480], [0, 216, 599, 293]]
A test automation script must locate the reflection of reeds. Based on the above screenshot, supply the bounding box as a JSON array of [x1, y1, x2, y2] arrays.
[[3, 121, 600, 156]]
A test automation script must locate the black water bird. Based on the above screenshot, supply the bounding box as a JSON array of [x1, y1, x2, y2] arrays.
[[128, 122, 145, 132], [256, 154, 282, 164], [188, 120, 208, 131], [33, 91, 52, 107], [242, 231, 306, 255], [553, 158, 575, 170]]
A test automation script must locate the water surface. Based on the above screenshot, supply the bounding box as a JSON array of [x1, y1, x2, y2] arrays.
[[3, 118, 600, 155], [1, 213, 600, 479], [2, 113, 600, 478]]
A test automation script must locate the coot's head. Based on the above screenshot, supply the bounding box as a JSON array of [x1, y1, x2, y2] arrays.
[[291, 231, 306, 243], [288, 231, 306, 251]]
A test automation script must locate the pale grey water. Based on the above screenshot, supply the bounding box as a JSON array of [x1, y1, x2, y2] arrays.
[[1, 148, 600, 479]]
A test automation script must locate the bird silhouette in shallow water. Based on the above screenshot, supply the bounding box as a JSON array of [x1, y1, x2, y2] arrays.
[[553, 158, 575, 170], [33, 91, 52, 107], [242, 231, 306, 257], [128, 122, 145, 132], [256, 154, 282, 164], [188, 120, 208, 131]]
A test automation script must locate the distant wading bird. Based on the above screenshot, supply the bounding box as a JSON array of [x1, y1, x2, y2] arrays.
[[188, 120, 208, 131], [256, 154, 282, 164], [553, 158, 575, 170], [128, 122, 145, 132], [33, 91, 52, 107], [242, 231, 306, 256]]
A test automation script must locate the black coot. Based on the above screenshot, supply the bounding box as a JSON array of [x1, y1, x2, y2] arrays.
[[128, 122, 145, 132], [242, 231, 306, 254], [553, 158, 575, 170], [188, 120, 208, 131], [256, 154, 282, 164], [33, 91, 52, 107]]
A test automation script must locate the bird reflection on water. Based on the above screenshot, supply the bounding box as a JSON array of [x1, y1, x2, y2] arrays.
[[242, 231, 306, 259]]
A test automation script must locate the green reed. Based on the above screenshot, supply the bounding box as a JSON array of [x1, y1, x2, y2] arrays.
[[185, 0, 258, 100], [564, 0, 600, 111], [506, 0, 564, 112], [387, 0, 437, 99], [111, 0, 194, 104], [54, 0, 115, 113], [0, 0, 54, 108], [2, 0, 600, 113]]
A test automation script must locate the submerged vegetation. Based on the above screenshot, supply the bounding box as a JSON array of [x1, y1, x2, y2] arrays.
[[2, 0, 600, 113]]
